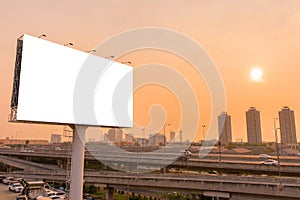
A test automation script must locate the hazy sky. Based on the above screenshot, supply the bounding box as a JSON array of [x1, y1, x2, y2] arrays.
[[1, 0, 300, 142]]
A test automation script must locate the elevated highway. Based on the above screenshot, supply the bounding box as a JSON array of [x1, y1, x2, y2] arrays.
[[7, 170, 300, 200], [1, 155, 300, 199], [1, 149, 300, 176], [0, 155, 61, 172]]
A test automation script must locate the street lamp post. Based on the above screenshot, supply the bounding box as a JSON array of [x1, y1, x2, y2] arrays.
[[162, 123, 171, 174], [274, 118, 282, 186], [143, 127, 146, 147], [218, 140, 222, 164], [202, 124, 206, 151], [163, 123, 171, 146]]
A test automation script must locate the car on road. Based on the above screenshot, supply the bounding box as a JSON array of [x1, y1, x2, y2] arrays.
[[260, 159, 278, 166], [48, 191, 66, 199], [259, 154, 271, 158], [9, 182, 24, 193], [20, 149, 35, 153], [8, 181, 18, 191], [208, 170, 219, 175], [0, 175, 6, 183], [3, 176, 14, 184]]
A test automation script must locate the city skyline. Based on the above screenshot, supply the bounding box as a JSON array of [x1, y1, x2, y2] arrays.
[[0, 105, 298, 143]]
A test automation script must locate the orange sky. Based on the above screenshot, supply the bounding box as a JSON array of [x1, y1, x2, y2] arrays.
[[1, 0, 300, 142]]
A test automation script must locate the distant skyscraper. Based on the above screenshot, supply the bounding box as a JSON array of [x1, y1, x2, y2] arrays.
[[246, 107, 262, 144], [279, 106, 297, 144], [125, 133, 134, 143], [218, 112, 232, 144], [50, 134, 62, 144], [149, 133, 166, 146], [170, 131, 176, 142], [107, 128, 123, 142]]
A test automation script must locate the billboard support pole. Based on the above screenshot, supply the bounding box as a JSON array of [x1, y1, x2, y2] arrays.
[[69, 125, 87, 200]]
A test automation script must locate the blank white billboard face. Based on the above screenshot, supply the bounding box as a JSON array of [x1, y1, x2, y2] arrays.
[[12, 34, 133, 127]]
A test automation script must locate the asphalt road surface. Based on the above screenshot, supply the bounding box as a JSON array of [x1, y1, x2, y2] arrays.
[[0, 183, 17, 200]]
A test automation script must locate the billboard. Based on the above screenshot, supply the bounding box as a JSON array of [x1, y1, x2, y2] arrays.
[[9, 34, 133, 127]]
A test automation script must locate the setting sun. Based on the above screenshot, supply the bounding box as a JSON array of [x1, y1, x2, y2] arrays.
[[250, 67, 263, 81]]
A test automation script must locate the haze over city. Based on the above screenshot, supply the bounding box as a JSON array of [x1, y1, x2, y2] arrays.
[[1, 0, 300, 143]]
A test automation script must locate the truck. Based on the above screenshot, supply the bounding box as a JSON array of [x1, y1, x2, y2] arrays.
[[16, 181, 48, 200]]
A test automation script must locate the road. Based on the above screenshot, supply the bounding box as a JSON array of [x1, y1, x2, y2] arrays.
[[0, 183, 17, 200], [1, 148, 300, 166]]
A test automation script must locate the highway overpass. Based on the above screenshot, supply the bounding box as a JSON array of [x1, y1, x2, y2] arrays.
[[1, 149, 300, 176], [0, 155, 300, 199], [6, 169, 300, 200]]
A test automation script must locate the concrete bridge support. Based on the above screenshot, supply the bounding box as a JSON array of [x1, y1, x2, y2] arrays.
[[57, 159, 64, 169], [106, 186, 114, 200], [160, 167, 169, 173]]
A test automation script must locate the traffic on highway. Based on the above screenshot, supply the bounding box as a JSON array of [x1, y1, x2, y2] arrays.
[[0, 175, 67, 200]]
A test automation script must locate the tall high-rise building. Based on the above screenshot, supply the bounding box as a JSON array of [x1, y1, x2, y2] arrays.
[[246, 107, 262, 144], [170, 131, 176, 142], [107, 128, 123, 142], [50, 134, 62, 144], [279, 106, 297, 144], [218, 112, 232, 144]]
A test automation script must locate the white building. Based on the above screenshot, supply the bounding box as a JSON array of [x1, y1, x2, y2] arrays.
[[149, 133, 166, 146]]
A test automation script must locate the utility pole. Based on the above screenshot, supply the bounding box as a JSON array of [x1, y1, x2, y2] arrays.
[[274, 118, 282, 187]]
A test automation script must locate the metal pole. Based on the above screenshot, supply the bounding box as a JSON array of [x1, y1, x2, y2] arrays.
[[202, 125, 205, 152], [163, 123, 170, 173], [274, 118, 282, 186], [218, 141, 221, 164], [143, 127, 146, 147], [69, 125, 87, 200], [163, 125, 166, 146], [136, 138, 139, 170]]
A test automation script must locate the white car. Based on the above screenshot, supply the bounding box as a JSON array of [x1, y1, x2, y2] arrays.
[[9, 182, 23, 193], [48, 191, 66, 199], [8, 181, 18, 191], [259, 154, 271, 158], [3, 177, 14, 184], [260, 159, 278, 166]]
